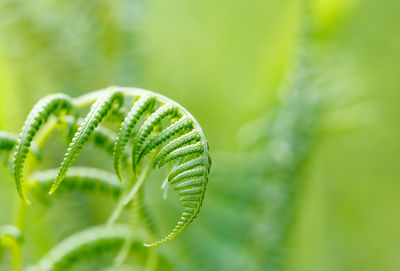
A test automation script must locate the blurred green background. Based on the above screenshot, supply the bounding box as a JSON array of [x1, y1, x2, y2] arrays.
[[1, 0, 400, 270]]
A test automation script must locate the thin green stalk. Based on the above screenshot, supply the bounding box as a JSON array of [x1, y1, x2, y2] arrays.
[[107, 162, 151, 226], [144, 248, 158, 271], [108, 162, 152, 267], [10, 240, 21, 271]]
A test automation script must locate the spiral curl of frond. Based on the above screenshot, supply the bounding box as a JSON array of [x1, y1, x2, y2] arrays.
[[11, 86, 211, 248], [113, 87, 210, 246]]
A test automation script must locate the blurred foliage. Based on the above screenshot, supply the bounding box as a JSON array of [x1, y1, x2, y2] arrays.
[[1, 0, 400, 270]]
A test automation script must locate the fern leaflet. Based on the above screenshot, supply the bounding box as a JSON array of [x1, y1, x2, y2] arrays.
[[12, 94, 75, 203], [50, 89, 123, 195]]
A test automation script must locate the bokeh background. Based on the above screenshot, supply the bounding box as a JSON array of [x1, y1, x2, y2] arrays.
[[1, 0, 400, 270]]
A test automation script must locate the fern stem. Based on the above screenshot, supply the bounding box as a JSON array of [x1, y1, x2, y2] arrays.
[[107, 162, 151, 226], [144, 248, 158, 271], [10, 241, 21, 271], [123, 163, 151, 206]]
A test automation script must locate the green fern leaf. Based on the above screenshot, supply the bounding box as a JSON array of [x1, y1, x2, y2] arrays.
[[169, 167, 205, 185], [131, 104, 180, 171], [166, 157, 205, 182], [152, 130, 201, 168], [113, 94, 155, 183], [137, 116, 194, 164], [12, 94, 75, 203], [157, 142, 205, 168], [62, 116, 125, 160], [109, 87, 212, 247], [50, 90, 123, 195], [8, 86, 211, 248]]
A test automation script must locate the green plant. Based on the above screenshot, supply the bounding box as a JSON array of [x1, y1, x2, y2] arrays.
[[0, 86, 211, 270]]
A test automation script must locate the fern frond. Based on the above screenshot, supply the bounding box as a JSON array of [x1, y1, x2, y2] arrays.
[[30, 167, 122, 199], [166, 157, 205, 182], [12, 94, 75, 203], [62, 116, 124, 159], [152, 130, 202, 168], [27, 225, 136, 271], [174, 178, 203, 190], [113, 94, 155, 183], [50, 89, 123, 195], [108, 87, 211, 247], [8, 86, 211, 248], [131, 104, 180, 171], [169, 167, 205, 185], [157, 142, 204, 168], [137, 116, 193, 164]]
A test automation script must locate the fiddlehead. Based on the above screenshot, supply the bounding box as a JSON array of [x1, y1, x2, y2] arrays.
[[9, 86, 211, 253], [116, 87, 211, 246], [64, 87, 211, 246]]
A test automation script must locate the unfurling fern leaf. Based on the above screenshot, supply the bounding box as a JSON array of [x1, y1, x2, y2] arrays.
[[74, 87, 210, 246], [10, 86, 211, 250], [115, 87, 210, 246], [12, 94, 75, 203]]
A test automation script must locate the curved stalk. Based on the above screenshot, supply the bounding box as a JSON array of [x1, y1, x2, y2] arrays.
[[107, 162, 152, 226]]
